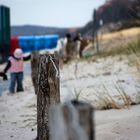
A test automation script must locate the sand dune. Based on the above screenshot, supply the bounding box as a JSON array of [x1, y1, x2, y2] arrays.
[[0, 55, 140, 140]]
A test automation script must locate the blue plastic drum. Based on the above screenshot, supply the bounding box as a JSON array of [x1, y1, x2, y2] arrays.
[[44, 35, 59, 49], [18, 36, 35, 53], [18, 35, 59, 53]]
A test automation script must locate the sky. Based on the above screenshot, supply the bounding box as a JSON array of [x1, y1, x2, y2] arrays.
[[0, 0, 106, 27]]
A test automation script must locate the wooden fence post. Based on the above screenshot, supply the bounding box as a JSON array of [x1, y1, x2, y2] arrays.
[[37, 54, 60, 140], [49, 100, 94, 140], [31, 51, 39, 94]]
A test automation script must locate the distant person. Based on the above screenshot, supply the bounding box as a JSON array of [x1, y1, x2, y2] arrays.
[[2, 48, 30, 94], [74, 33, 82, 58], [65, 33, 76, 62], [56, 37, 67, 67], [74, 33, 90, 58], [74, 33, 82, 42]]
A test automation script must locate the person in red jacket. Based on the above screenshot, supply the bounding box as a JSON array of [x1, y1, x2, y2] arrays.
[[3, 48, 30, 94]]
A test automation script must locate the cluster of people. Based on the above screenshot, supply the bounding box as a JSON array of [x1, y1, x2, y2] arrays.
[[58, 32, 91, 64], [58, 33, 83, 64]]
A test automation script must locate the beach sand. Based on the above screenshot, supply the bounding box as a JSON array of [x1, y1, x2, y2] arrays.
[[0, 56, 140, 140]]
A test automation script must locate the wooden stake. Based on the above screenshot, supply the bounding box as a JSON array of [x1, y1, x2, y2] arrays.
[[37, 54, 60, 140], [49, 100, 94, 140], [31, 51, 39, 94]]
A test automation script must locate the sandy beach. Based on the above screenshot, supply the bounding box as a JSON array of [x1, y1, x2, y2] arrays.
[[0, 55, 140, 140]]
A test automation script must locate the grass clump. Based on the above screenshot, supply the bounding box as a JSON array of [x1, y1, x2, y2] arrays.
[[74, 81, 138, 110], [96, 39, 140, 58]]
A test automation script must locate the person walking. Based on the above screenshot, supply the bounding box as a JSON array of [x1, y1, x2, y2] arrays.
[[3, 48, 30, 94], [65, 33, 76, 62]]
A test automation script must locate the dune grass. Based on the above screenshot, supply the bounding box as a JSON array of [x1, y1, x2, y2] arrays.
[[101, 27, 140, 42], [81, 36, 140, 61], [72, 82, 136, 110], [72, 37, 140, 109], [95, 39, 140, 58]]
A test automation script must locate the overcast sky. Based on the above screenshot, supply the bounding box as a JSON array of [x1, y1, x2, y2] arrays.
[[0, 0, 106, 27]]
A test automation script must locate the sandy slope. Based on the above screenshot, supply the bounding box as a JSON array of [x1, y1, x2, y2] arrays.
[[0, 56, 140, 140], [0, 90, 140, 140], [0, 77, 37, 140], [95, 105, 140, 140]]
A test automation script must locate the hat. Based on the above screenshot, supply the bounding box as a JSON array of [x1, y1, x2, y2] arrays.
[[14, 48, 23, 59]]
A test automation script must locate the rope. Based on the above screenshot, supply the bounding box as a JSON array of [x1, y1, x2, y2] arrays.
[[49, 55, 59, 78]]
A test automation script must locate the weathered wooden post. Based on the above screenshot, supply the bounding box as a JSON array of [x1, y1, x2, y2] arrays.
[[31, 51, 39, 94], [37, 54, 60, 140], [49, 100, 94, 140]]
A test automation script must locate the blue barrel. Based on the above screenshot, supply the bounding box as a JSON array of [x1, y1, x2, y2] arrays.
[[43, 35, 59, 49], [18, 35, 59, 53], [18, 36, 35, 53], [34, 36, 44, 51]]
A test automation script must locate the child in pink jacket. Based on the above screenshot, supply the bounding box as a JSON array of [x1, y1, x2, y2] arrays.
[[3, 48, 30, 94]]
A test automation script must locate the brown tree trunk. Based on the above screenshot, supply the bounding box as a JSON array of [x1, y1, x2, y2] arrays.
[[37, 54, 60, 140], [49, 100, 94, 140]]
